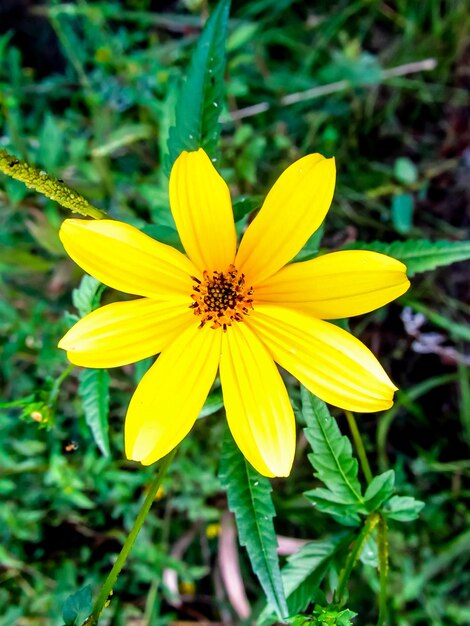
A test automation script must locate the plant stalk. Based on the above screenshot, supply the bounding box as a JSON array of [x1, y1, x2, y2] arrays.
[[86, 449, 177, 625], [345, 410, 373, 484], [335, 512, 380, 606], [376, 515, 389, 626], [0, 148, 106, 219]]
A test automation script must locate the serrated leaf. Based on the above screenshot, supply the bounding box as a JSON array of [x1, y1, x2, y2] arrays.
[[364, 470, 395, 512], [62, 585, 92, 625], [72, 274, 102, 317], [382, 495, 425, 522], [342, 239, 470, 277], [308, 605, 358, 626], [219, 430, 288, 620], [78, 369, 110, 457], [166, 0, 231, 173], [304, 489, 363, 527], [258, 535, 351, 625], [301, 388, 365, 525]]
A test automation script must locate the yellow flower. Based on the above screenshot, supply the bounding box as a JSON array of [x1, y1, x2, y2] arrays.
[[58, 149, 409, 477]]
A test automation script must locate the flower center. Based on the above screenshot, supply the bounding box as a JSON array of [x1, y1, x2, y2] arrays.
[[190, 264, 254, 330]]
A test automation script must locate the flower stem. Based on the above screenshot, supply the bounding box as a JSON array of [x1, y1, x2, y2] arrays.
[[335, 512, 380, 606], [376, 515, 389, 626], [0, 148, 107, 219], [87, 450, 176, 625], [49, 364, 75, 405], [345, 410, 373, 485]]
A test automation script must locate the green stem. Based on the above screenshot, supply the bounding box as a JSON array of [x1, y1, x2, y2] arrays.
[[87, 450, 177, 625], [49, 364, 75, 405], [376, 515, 389, 626], [345, 410, 373, 485], [336, 512, 380, 606]]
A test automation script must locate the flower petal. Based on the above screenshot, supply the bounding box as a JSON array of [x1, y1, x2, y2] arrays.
[[220, 322, 295, 477], [236, 154, 336, 284], [125, 324, 221, 466], [255, 250, 410, 319], [60, 219, 196, 298], [249, 304, 397, 412], [59, 298, 194, 368], [169, 149, 237, 272]]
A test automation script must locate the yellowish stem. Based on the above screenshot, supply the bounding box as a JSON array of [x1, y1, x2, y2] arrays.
[[0, 148, 106, 219]]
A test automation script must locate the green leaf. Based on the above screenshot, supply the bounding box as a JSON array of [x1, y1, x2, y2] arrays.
[[0, 246, 52, 272], [219, 430, 288, 620], [232, 194, 263, 222], [311, 605, 358, 625], [38, 113, 64, 172], [294, 224, 325, 262], [258, 535, 351, 625], [382, 495, 425, 522], [78, 369, 110, 457], [391, 193, 414, 234], [358, 534, 378, 567], [303, 490, 363, 525], [393, 157, 417, 184], [91, 123, 152, 157], [62, 585, 92, 625], [142, 224, 184, 253], [364, 470, 395, 512], [199, 389, 223, 418], [72, 274, 103, 317], [342, 239, 470, 277], [302, 388, 365, 525], [166, 0, 231, 173]]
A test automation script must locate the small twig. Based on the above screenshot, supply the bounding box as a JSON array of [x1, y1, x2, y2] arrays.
[[227, 58, 437, 121], [381, 58, 437, 78]]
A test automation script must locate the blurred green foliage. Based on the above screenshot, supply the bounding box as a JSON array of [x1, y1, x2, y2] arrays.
[[1, 0, 469, 624]]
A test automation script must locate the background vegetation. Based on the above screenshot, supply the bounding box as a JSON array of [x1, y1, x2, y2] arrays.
[[1, 1, 469, 624]]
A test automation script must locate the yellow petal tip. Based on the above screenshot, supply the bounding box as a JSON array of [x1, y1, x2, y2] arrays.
[[125, 429, 155, 463], [57, 330, 75, 352]]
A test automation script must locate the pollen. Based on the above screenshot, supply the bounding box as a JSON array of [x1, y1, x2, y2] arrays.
[[190, 264, 254, 330]]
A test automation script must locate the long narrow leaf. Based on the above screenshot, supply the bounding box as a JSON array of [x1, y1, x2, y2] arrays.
[[166, 0, 231, 172], [219, 431, 288, 621]]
